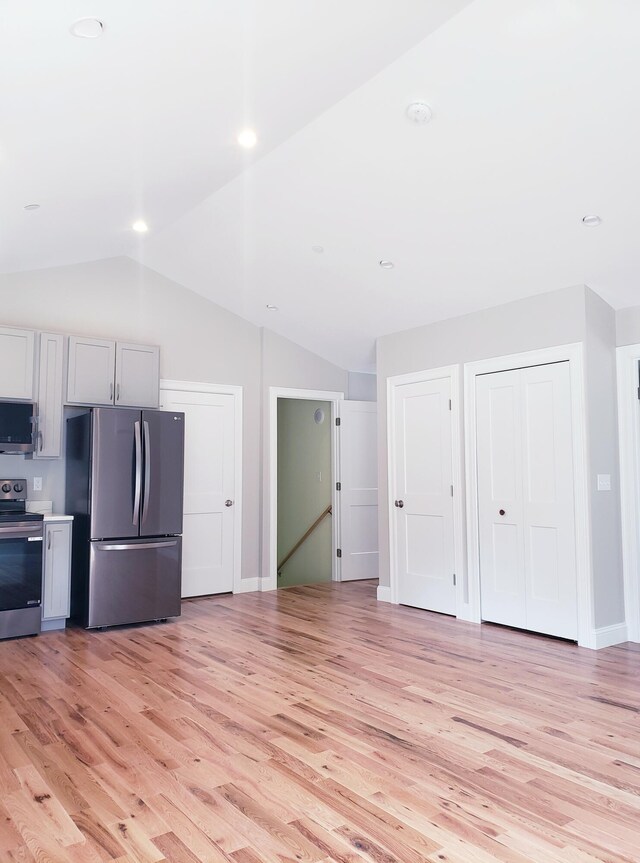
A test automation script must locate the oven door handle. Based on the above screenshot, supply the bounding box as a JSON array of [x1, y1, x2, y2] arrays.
[[0, 524, 43, 539]]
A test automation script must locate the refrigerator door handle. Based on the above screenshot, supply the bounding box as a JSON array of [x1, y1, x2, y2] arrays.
[[133, 420, 142, 527], [95, 541, 179, 551], [142, 420, 151, 525]]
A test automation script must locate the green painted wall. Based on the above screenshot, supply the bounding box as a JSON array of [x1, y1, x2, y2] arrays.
[[277, 398, 332, 588]]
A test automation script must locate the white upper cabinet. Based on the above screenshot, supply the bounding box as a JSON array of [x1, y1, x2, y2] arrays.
[[67, 335, 159, 407], [0, 325, 36, 400], [115, 342, 160, 408], [34, 332, 65, 459], [67, 335, 116, 405]]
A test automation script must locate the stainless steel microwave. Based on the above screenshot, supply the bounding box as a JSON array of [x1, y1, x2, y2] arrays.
[[0, 402, 36, 453]]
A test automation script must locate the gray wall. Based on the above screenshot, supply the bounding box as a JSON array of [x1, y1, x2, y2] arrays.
[[0, 256, 346, 583], [376, 284, 625, 632], [348, 371, 377, 402], [616, 305, 640, 346]]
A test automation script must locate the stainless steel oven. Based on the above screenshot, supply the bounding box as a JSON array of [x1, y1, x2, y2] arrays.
[[0, 480, 43, 639]]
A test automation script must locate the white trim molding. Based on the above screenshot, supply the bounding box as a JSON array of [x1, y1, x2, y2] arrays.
[[386, 365, 466, 617], [265, 386, 345, 592], [377, 585, 392, 603], [616, 344, 640, 642], [463, 343, 594, 648], [593, 623, 629, 650], [235, 577, 261, 594], [160, 379, 244, 596]]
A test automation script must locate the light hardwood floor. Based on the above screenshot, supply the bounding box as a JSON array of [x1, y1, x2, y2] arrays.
[[0, 581, 639, 862]]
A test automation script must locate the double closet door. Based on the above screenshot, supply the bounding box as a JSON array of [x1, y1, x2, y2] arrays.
[[476, 361, 578, 640]]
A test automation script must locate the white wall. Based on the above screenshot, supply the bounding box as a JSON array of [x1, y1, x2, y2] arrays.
[[377, 284, 625, 634], [0, 256, 347, 584], [616, 305, 640, 346]]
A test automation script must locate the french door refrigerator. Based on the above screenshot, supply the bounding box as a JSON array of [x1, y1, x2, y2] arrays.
[[66, 408, 184, 628]]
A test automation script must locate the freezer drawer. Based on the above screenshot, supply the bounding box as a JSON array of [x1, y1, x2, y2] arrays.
[[86, 536, 181, 628]]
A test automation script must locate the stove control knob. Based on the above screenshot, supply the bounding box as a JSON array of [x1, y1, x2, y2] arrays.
[[1, 483, 11, 493], [13, 483, 24, 494]]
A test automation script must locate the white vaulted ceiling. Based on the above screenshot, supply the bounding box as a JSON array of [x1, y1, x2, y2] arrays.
[[2, 1, 640, 370]]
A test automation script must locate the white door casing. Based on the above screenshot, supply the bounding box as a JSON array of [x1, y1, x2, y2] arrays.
[[160, 381, 242, 597], [477, 362, 578, 639], [338, 400, 378, 581], [392, 376, 457, 614]]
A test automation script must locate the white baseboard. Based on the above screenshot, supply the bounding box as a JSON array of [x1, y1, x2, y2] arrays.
[[377, 585, 392, 603], [235, 577, 260, 594], [591, 623, 629, 650]]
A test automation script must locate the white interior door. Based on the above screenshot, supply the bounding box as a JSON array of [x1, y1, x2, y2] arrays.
[[160, 388, 237, 597], [393, 377, 456, 614], [338, 400, 378, 581], [476, 362, 577, 639]]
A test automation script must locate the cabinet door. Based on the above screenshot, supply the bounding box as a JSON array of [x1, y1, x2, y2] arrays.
[[115, 342, 160, 408], [67, 336, 116, 405], [42, 522, 72, 620], [0, 326, 35, 399], [34, 333, 65, 459]]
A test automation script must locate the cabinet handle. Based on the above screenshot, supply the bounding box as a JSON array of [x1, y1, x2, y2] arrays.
[[38, 430, 44, 452], [110, 382, 114, 402], [47, 531, 51, 550], [116, 383, 120, 401]]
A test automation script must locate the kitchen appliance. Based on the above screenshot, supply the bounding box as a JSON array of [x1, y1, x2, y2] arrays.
[[66, 408, 184, 629], [0, 479, 44, 639], [0, 401, 36, 453]]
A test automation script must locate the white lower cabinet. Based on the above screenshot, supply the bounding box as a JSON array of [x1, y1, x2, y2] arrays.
[[41, 519, 72, 631]]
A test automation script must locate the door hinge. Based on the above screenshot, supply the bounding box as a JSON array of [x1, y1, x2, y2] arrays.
[[335, 417, 341, 426], [449, 399, 452, 411], [336, 482, 341, 491], [450, 485, 454, 497], [337, 548, 342, 558], [453, 573, 456, 586]]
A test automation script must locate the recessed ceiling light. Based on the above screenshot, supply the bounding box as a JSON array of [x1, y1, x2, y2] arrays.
[[237, 129, 258, 149], [406, 102, 432, 124], [379, 260, 394, 269], [312, 245, 324, 254], [266, 304, 279, 311], [70, 18, 104, 38], [23, 203, 41, 211], [582, 214, 602, 227], [132, 219, 149, 233]]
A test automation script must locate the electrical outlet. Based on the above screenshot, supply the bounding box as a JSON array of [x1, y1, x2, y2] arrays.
[[597, 474, 611, 492], [33, 477, 42, 492]]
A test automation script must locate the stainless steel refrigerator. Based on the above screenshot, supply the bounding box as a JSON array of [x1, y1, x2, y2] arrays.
[[66, 408, 184, 629]]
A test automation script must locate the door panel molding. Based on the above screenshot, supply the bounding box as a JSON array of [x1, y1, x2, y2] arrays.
[[160, 379, 243, 595], [387, 365, 465, 617], [464, 343, 593, 647]]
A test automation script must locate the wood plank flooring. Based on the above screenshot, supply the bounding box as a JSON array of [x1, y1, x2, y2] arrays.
[[1, 581, 639, 862]]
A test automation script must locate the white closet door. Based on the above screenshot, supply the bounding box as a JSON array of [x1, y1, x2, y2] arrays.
[[521, 362, 577, 639], [338, 400, 378, 581], [394, 378, 456, 614], [476, 369, 527, 629], [477, 362, 577, 639], [161, 389, 237, 597]]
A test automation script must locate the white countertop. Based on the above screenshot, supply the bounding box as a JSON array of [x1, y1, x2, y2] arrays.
[[43, 514, 74, 522]]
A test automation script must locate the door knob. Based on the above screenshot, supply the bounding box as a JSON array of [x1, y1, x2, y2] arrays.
[[225, 500, 233, 507], [499, 509, 506, 516], [395, 500, 404, 508]]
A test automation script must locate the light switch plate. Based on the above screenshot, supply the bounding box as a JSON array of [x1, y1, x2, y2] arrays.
[[33, 477, 43, 492], [597, 474, 611, 492]]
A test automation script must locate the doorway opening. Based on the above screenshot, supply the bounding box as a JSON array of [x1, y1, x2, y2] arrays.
[[277, 398, 333, 588]]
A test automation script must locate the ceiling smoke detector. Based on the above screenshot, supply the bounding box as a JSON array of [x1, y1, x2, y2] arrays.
[[406, 102, 432, 124], [266, 304, 279, 311], [23, 203, 41, 211], [379, 260, 395, 269], [582, 214, 602, 227], [70, 18, 104, 38]]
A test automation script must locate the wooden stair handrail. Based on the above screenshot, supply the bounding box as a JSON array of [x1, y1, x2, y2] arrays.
[[277, 505, 332, 574]]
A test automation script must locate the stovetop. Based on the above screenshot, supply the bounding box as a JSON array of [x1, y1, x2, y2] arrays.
[[0, 478, 42, 523]]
